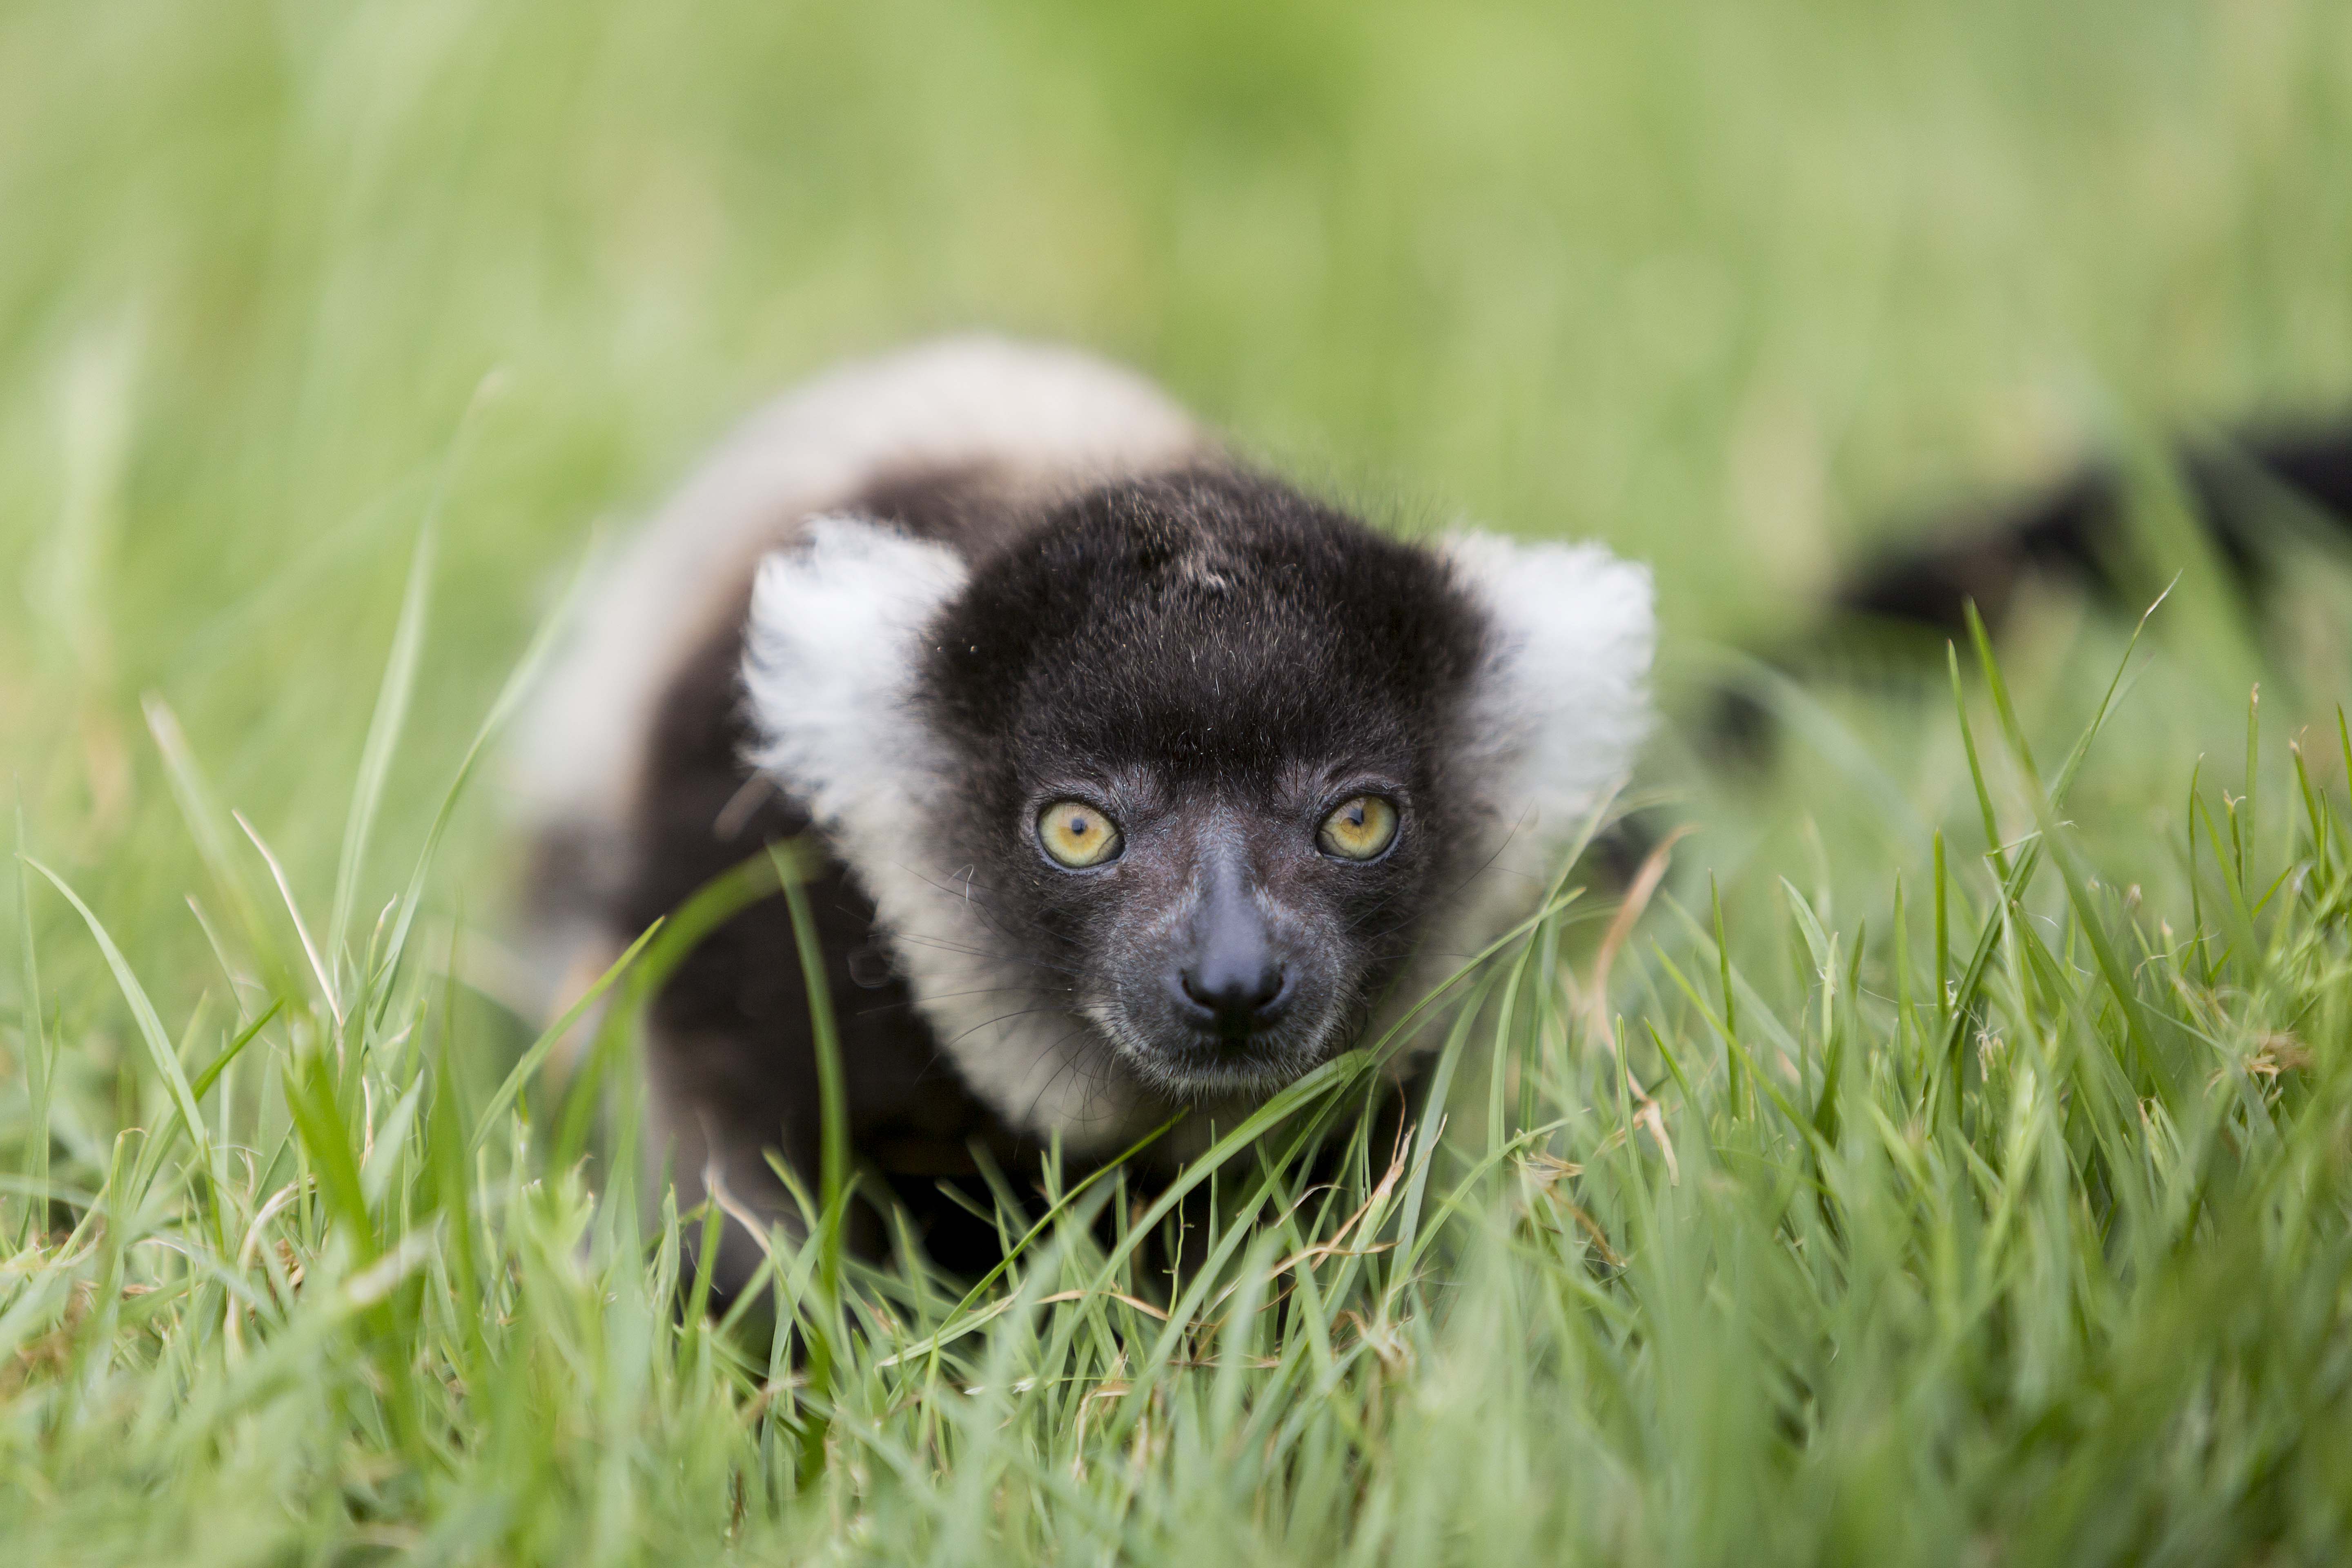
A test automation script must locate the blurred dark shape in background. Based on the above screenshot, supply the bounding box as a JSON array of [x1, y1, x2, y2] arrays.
[[1706, 418, 2352, 763]]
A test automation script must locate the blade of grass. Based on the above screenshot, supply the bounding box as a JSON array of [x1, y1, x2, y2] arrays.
[[371, 541, 597, 1015], [1712, 874, 1745, 1117], [235, 811, 339, 1029], [14, 804, 52, 1248], [143, 697, 301, 1004], [474, 917, 665, 1154], [326, 520, 436, 1001], [775, 844, 849, 1482], [24, 858, 222, 1246]]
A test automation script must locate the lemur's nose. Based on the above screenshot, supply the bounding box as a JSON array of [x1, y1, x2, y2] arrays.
[[1175, 848, 1292, 1037], [1178, 956, 1291, 1036]]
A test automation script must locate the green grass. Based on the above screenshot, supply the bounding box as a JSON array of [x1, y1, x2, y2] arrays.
[[7, 0, 2352, 1561]]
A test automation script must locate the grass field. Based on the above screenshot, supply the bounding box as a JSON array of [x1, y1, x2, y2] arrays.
[[7, 0, 2352, 1561]]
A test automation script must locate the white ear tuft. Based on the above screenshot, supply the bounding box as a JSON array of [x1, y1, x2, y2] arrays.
[[1443, 531, 1657, 843], [742, 517, 969, 843]]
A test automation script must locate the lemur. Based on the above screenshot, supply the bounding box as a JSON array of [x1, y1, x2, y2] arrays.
[[508, 337, 2352, 1297]]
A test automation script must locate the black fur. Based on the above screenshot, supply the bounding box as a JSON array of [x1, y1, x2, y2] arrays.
[[616, 464, 1464, 1298], [621, 586, 1044, 1291], [1834, 419, 2352, 642]]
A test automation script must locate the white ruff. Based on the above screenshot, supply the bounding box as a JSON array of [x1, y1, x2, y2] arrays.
[[1443, 531, 1656, 842], [743, 519, 1157, 1152], [1376, 532, 1657, 1048]]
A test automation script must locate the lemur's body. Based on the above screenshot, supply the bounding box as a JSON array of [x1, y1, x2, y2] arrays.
[[510, 339, 1653, 1293]]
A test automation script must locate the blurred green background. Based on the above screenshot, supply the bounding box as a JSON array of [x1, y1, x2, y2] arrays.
[[3, 0, 2349, 1031]]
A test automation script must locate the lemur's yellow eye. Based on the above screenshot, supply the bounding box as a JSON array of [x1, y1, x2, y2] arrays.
[[1318, 796, 1398, 861], [1038, 801, 1122, 868]]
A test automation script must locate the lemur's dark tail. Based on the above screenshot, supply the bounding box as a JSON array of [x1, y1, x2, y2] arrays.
[[1704, 416, 2352, 761], [1834, 420, 2352, 640]]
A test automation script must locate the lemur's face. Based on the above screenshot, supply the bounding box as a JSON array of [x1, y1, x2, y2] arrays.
[[1006, 763, 1427, 1095], [916, 474, 1486, 1096]]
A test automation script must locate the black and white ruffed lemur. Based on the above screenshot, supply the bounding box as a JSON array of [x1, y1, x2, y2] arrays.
[[506, 336, 2352, 1299]]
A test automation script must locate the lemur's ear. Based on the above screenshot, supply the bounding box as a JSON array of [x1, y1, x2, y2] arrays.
[[1441, 532, 1656, 840], [742, 517, 969, 848]]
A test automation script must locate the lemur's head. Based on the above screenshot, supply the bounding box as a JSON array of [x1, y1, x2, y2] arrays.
[[744, 470, 1652, 1129]]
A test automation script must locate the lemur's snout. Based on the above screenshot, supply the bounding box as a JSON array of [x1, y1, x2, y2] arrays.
[[1171, 850, 1293, 1039]]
